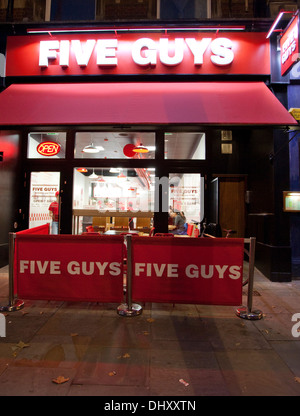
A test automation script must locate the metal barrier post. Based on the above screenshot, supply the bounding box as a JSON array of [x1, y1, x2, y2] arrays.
[[0, 233, 24, 312], [117, 235, 142, 317], [236, 237, 263, 320]]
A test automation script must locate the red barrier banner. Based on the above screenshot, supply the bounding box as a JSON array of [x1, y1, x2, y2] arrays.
[[16, 223, 50, 235], [14, 235, 124, 302], [131, 237, 244, 305]]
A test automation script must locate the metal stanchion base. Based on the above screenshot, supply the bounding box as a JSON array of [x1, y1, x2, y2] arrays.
[[0, 299, 25, 312], [117, 303, 143, 317], [235, 306, 263, 320]]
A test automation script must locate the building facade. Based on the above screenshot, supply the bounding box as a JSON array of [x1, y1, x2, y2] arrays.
[[0, 0, 299, 282]]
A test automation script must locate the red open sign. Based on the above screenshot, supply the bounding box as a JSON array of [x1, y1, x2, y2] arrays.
[[37, 141, 61, 156]]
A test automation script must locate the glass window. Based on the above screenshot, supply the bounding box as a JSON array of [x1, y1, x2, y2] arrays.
[[27, 132, 66, 159], [164, 132, 205, 160], [73, 167, 155, 234], [169, 173, 204, 223], [29, 171, 60, 231], [97, 0, 157, 20], [75, 132, 155, 159]]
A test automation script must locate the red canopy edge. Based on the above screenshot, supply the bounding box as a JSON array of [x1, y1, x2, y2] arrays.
[[0, 81, 297, 126]]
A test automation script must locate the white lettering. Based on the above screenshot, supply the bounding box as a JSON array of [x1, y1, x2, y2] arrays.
[[67, 261, 80, 275], [185, 37, 212, 64], [39, 40, 59, 67], [95, 262, 108, 275], [19, 260, 29, 273], [39, 36, 235, 70], [153, 263, 166, 277], [159, 38, 184, 66], [109, 262, 121, 276], [186, 264, 199, 278], [72, 39, 96, 66], [82, 261, 94, 275], [167, 263, 178, 277], [20, 260, 61, 274], [210, 38, 234, 66], [229, 265, 241, 279], [200, 264, 214, 279], [96, 39, 118, 66], [135, 263, 146, 276], [131, 37, 157, 66], [215, 265, 228, 278], [59, 40, 70, 66]]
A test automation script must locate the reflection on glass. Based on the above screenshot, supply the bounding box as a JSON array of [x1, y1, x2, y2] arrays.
[[164, 132, 205, 159], [75, 132, 155, 159], [73, 167, 155, 234], [169, 173, 203, 223]]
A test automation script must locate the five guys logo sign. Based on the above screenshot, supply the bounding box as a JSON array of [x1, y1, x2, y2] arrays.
[[280, 16, 299, 76], [39, 37, 234, 67], [5, 32, 270, 76]]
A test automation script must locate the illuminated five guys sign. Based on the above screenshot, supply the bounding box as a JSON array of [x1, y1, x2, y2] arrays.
[[280, 16, 299, 76], [5, 32, 270, 76]]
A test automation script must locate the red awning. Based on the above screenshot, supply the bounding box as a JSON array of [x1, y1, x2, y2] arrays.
[[0, 82, 297, 126]]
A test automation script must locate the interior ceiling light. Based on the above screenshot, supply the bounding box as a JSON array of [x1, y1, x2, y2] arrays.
[[89, 169, 98, 179], [83, 143, 104, 153], [109, 167, 122, 173], [77, 167, 88, 173], [133, 145, 149, 153]]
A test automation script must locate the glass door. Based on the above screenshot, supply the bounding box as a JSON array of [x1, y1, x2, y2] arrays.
[[168, 172, 204, 235], [29, 171, 61, 233]]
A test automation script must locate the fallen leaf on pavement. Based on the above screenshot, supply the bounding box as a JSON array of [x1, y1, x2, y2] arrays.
[[52, 376, 70, 384], [15, 341, 30, 349]]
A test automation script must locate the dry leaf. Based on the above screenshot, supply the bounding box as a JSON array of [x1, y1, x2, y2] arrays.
[[108, 371, 117, 376], [70, 333, 78, 337], [52, 376, 70, 384], [147, 318, 155, 323], [122, 353, 130, 358], [15, 341, 30, 349], [295, 376, 300, 384]]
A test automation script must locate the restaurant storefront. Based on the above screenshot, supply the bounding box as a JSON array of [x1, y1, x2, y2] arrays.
[[0, 21, 298, 280]]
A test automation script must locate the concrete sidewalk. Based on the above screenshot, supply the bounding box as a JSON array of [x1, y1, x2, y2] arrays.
[[0, 264, 300, 396]]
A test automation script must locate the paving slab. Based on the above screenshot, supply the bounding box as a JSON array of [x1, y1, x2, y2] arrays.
[[1, 265, 300, 397]]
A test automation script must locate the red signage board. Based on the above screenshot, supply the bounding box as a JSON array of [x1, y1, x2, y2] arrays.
[[131, 237, 244, 305], [280, 16, 299, 76], [14, 234, 124, 302], [6, 32, 270, 77]]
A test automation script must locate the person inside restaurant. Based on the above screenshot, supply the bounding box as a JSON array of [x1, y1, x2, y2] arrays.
[[170, 210, 187, 235]]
